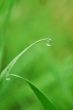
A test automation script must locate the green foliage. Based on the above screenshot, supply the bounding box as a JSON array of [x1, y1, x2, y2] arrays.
[[0, 38, 57, 110], [0, 0, 73, 110]]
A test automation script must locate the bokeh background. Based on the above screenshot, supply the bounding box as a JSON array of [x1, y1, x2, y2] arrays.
[[0, 0, 73, 110]]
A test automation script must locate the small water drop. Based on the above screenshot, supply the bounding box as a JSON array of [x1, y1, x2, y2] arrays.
[[46, 43, 51, 47], [46, 38, 52, 47], [49, 38, 52, 41], [6, 77, 11, 81]]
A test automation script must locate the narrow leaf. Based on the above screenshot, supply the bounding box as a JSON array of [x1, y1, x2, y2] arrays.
[[7, 74, 57, 110], [0, 38, 57, 110]]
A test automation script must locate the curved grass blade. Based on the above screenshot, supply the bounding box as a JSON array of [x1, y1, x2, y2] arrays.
[[0, 38, 50, 80], [6, 74, 57, 110], [0, 38, 57, 110]]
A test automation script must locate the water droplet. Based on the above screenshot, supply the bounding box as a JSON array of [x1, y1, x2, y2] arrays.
[[46, 38, 52, 47], [46, 43, 51, 47], [49, 38, 52, 41], [6, 77, 11, 81]]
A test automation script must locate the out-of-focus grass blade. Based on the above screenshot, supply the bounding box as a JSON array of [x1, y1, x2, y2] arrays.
[[0, 38, 57, 110], [0, 35, 4, 72], [0, 0, 15, 72]]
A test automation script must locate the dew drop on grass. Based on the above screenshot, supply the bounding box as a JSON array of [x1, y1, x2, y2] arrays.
[[46, 43, 51, 46], [46, 38, 52, 47], [6, 77, 11, 81]]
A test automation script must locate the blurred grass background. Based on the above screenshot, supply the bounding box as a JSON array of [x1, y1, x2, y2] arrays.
[[0, 0, 73, 110]]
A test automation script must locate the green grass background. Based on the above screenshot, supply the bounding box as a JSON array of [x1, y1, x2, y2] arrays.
[[0, 0, 73, 110]]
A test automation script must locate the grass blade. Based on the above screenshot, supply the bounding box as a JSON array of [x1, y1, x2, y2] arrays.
[[0, 35, 4, 72], [0, 0, 15, 71], [0, 38, 57, 110], [0, 38, 50, 80], [6, 74, 57, 110]]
